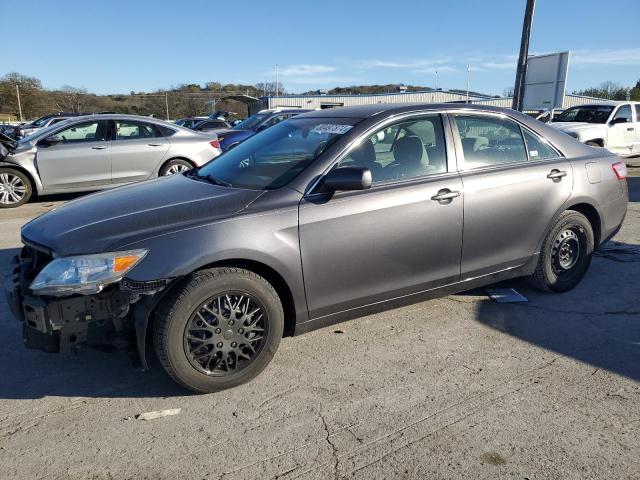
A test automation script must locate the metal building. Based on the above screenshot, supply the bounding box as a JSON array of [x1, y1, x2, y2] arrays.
[[259, 90, 609, 113]]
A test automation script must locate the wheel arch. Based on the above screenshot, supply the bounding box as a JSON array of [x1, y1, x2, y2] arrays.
[[134, 256, 299, 369], [158, 156, 196, 175], [565, 202, 602, 246], [584, 138, 604, 147], [0, 162, 39, 195]]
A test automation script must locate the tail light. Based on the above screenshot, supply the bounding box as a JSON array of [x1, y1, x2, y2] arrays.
[[612, 161, 627, 180], [209, 139, 220, 149]]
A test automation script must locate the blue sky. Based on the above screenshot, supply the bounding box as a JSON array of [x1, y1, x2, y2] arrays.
[[3, 0, 639, 96]]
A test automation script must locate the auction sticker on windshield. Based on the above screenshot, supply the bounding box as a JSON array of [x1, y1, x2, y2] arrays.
[[311, 124, 353, 135]]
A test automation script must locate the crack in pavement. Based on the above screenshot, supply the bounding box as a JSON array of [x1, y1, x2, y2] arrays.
[[319, 406, 339, 480]]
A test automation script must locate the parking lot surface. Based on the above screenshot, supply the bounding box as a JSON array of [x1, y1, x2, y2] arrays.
[[1, 172, 639, 479]]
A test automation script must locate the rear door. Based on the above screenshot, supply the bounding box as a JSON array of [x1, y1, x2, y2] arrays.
[[110, 120, 170, 184], [36, 119, 111, 190], [450, 113, 573, 278]]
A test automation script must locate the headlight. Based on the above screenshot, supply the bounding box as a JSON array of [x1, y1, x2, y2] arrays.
[[29, 249, 148, 296]]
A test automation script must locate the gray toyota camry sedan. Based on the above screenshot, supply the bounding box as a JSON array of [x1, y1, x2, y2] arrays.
[[6, 104, 628, 393]]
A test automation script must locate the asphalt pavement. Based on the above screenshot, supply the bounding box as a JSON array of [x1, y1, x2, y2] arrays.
[[0, 172, 638, 479]]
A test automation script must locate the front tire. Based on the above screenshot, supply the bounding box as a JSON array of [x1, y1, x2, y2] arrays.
[[0, 168, 32, 208], [527, 211, 594, 292], [153, 267, 284, 393]]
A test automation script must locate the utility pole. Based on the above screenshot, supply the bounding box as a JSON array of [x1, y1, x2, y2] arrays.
[[466, 64, 471, 103], [275, 64, 279, 97], [512, 0, 536, 111], [16, 84, 23, 122], [435, 71, 438, 90], [164, 92, 170, 121]]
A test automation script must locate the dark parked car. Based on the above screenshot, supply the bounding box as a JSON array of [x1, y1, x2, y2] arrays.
[[6, 104, 628, 393], [215, 108, 313, 151], [192, 119, 232, 132]]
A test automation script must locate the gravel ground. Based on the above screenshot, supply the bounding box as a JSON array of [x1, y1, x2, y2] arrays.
[[0, 171, 638, 479]]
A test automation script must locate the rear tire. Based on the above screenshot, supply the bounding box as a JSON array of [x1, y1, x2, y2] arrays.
[[527, 211, 594, 292], [0, 168, 32, 208], [160, 159, 193, 176], [585, 140, 602, 147], [153, 267, 284, 393]]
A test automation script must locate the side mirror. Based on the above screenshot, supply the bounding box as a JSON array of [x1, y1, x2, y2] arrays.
[[42, 135, 62, 146], [323, 166, 372, 192], [610, 117, 629, 125]]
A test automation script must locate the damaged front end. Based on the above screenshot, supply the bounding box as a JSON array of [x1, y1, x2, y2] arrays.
[[5, 240, 170, 368]]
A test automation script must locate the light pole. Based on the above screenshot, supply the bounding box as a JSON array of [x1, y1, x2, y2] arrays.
[[275, 64, 279, 97], [466, 64, 471, 103], [16, 84, 23, 122], [435, 71, 438, 90], [512, 0, 536, 111]]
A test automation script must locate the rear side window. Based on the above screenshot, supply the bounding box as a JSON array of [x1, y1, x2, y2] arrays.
[[454, 115, 527, 169], [115, 121, 161, 140], [158, 125, 177, 136], [522, 129, 560, 160], [635, 105, 640, 122]]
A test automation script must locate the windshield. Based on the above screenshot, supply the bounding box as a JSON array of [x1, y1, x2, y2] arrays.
[[554, 106, 614, 124], [232, 113, 270, 130], [195, 117, 359, 190], [30, 115, 54, 127]]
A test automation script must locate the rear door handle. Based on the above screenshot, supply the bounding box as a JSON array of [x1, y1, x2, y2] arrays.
[[627, 127, 634, 131], [431, 189, 461, 202], [547, 169, 567, 179], [148, 143, 163, 147], [91, 145, 107, 150]]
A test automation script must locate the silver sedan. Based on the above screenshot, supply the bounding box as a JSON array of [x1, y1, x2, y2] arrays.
[[0, 114, 221, 207]]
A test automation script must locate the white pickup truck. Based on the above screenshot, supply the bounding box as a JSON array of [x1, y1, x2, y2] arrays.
[[549, 101, 640, 161]]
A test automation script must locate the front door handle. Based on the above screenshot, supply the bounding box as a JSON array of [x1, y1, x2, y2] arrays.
[[547, 169, 567, 179], [627, 127, 634, 132], [91, 145, 107, 150], [431, 189, 461, 203], [148, 143, 163, 147]]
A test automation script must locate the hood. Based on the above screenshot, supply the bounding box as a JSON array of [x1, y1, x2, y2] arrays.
[[549, 122, 607, 133], [22, 173, 263, 256]]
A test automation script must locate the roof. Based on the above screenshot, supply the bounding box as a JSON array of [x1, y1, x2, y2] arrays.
[[295, 102, 513, 119], [260, 89, 495, 100]]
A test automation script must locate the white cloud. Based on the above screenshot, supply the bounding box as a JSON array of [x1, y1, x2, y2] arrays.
[[358, 58, 452, 69], [571, 48, 640, 66], [280, 64, 336, 76]]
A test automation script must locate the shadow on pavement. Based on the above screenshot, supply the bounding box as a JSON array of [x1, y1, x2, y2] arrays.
[[473, 241, 640, 383]]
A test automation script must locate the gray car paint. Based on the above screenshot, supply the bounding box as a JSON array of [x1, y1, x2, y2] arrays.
[[19, 104, 629, 340], [2, 114, 221, 196]]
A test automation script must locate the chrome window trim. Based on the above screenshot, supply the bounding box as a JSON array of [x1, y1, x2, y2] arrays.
[[448, 109, 565, 172]]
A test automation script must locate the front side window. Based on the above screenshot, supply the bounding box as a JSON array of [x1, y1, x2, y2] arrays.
[[612, 105, 633, 123], [635, 105, 640, 122], [454, 115, 527, 169], [337, 115, 447, 184], [55, 121, 108, 143], [195, 117, 360, 190], [522, 129, 560, 160], [115, 121, 159, 140]]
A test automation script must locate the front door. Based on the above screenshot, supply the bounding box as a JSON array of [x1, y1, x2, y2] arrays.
[[110, 120, 170, 184], [299, 114, 463, 320], [451, 113, 573, 278], [608, 104, 635, 156], [36, 119, 111, 191]]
